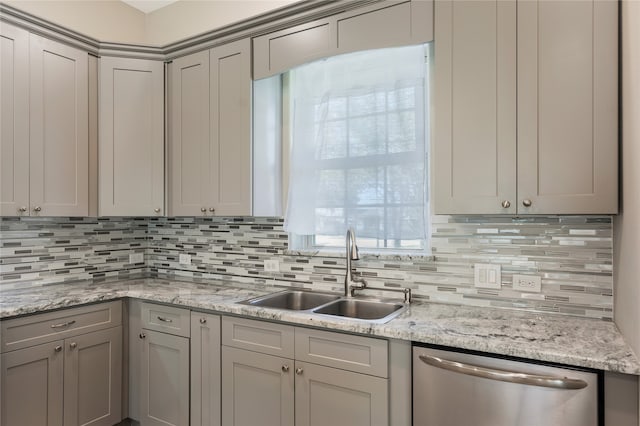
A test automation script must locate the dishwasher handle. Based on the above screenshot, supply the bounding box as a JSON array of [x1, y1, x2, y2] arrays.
[[418, 354, 588, 390]]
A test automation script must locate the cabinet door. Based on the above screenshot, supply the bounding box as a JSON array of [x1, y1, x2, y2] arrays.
[[30, 34, 89, 217], [63, 326, 122, 426], [433, 0, 517, 214], [210, 39, 252, 216], [1, 340, 64, 426], [140, 330, 189, 426], [517, 0, 618, 214], [190, 313, 221, 426], [0, 22, 29, 216], [295, 362, 388, 426], [169, 50, 210, 216], [221, 346, 294, 426], [99, 57, 164, 216]]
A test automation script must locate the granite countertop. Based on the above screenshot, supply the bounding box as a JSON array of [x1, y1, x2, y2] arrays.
[[1, 277, 638, 375]]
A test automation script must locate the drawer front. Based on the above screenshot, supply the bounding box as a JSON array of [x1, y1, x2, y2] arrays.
[[295, 327, 388, 377], [1, 301, 122, 353], [222, 316, 294, 359], [141, 302, 190, 337]]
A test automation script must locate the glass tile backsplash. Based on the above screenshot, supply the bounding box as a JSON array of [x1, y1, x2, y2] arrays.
[[1, 215, 613, 320]]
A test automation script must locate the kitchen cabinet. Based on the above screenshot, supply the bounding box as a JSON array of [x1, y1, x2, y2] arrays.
[[0, 301, 123, 426], [99, 57, 164, 217], [253, 0, 433, 79], [138, 303, 190, 426], [169, 38, 251, 216], [1, 23, 89, 217], [433, 0, 618, 215], [221, 317, 389, 426], [191, 312, 221, 426]]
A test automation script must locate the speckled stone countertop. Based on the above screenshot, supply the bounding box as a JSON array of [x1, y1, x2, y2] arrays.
[[2, 277, 638, 375]]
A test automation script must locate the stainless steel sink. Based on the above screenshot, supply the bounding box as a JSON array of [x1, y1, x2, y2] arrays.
[[312, 299, 406, 322], [241, 290, 340, 310]]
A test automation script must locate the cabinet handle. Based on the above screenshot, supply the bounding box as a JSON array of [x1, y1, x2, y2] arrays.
[[295, 368, 303, 375], [18, 206, 27, 213], [201, 207, 207, 213], [33, 206, 42, 212], [154, 208, 161, 213], [209, 207, 215, 213], [54, 345, 62, 352], [139, 333, 146, 339], [282, 365, 290, 373], [199, 318, 207, 324], [51, 320, 76, 329], [157, 316, 173, 323], [522, 199, 532, 207], [69, 342, 77, 350], [501, 200, 511, 209]]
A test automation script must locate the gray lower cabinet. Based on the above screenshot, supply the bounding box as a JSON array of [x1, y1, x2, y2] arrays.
[[191, 312, 221, 426], [221, 317, 389, 426], [1, 340, 64, 426], [221, 346, 295, 426]]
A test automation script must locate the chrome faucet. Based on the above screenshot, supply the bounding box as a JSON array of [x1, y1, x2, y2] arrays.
[[345, 228, 367, 297]]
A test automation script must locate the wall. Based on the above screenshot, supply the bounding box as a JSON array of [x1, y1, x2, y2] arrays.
[[616, 0, 640, 422], [4, 0, 147, 44]]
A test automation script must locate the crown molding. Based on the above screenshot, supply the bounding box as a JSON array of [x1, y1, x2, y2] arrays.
[[1, 0, 385, 60]]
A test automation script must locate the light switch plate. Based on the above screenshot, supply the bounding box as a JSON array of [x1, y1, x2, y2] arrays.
[[179, 254, 192, 265], [513, 274, 542, 292], [264, 259, 280, 272], [129, 252, 144, 264], [474, 263, 501, 289]]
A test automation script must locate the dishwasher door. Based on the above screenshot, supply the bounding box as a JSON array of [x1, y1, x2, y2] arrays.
[[413, 346, 600, 426]]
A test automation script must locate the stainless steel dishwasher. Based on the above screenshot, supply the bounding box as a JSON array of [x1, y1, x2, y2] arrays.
[[413, 345, 601, 426]]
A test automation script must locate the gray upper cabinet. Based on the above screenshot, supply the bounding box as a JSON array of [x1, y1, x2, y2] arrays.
[[1, 24, 89, 217], [516, 0, 618, 214], [99, 57, 164, 216], [169, 38, 252, 216], [253, 0, 434, 79], [433, 0, 618, 215]]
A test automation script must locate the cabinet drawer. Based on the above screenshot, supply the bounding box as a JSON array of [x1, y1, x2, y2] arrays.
[[1, 301, 122, 353], [295, 327, 388, 377], [141, 303, 190, 337], [222, 316, 294, 359]]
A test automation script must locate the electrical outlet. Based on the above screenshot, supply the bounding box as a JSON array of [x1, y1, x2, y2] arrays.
[[129, 252, 144, 264], [513, 274, 542, 292], [179, 254, 192, 265], [264, 259, 280, 272], [474, 263, 501, 289]]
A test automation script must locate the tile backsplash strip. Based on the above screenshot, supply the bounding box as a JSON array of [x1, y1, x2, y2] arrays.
[[147, 215, 613, 320], [0, 217, 148, 290], [1, 215, 613, 320]]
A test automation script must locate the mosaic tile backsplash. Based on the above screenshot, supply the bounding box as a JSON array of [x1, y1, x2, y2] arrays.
[[1, 215, 613, 320]]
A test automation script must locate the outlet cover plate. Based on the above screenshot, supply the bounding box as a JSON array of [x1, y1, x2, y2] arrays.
[[179, 254, 192, 265], [474, 263, 501, 289], [129, 252, 144, 264], [264, 259, 280, 272], [513, 274, 542, 292]]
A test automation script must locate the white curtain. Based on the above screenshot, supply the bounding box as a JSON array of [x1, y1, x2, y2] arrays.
[[284, 45, 428, 250]]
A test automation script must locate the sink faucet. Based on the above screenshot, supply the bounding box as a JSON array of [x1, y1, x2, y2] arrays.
[[345, 228, 367, 297]]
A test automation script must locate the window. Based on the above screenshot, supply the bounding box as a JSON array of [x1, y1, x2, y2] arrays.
[[255, 45, 431, 254]]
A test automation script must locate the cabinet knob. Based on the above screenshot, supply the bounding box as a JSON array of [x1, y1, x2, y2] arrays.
[[201, 207, 207, 213], [69, 342, 77, 350], [33, 206, 42, 212], [282, 365, 290, 373], [18, 206, 27, 213], [501, 200, 511, 209], [295, 368, 303, 375], [139, 333, 146, 339], [522, 199, 532, 207], [54, 345, 62, 352], [154, 208, 161, 213], [209, 207, 215, 213], [199, 318, 207, 324]]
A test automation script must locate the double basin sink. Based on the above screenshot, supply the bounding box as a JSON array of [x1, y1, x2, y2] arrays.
[[239, 290, 407, 324]]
